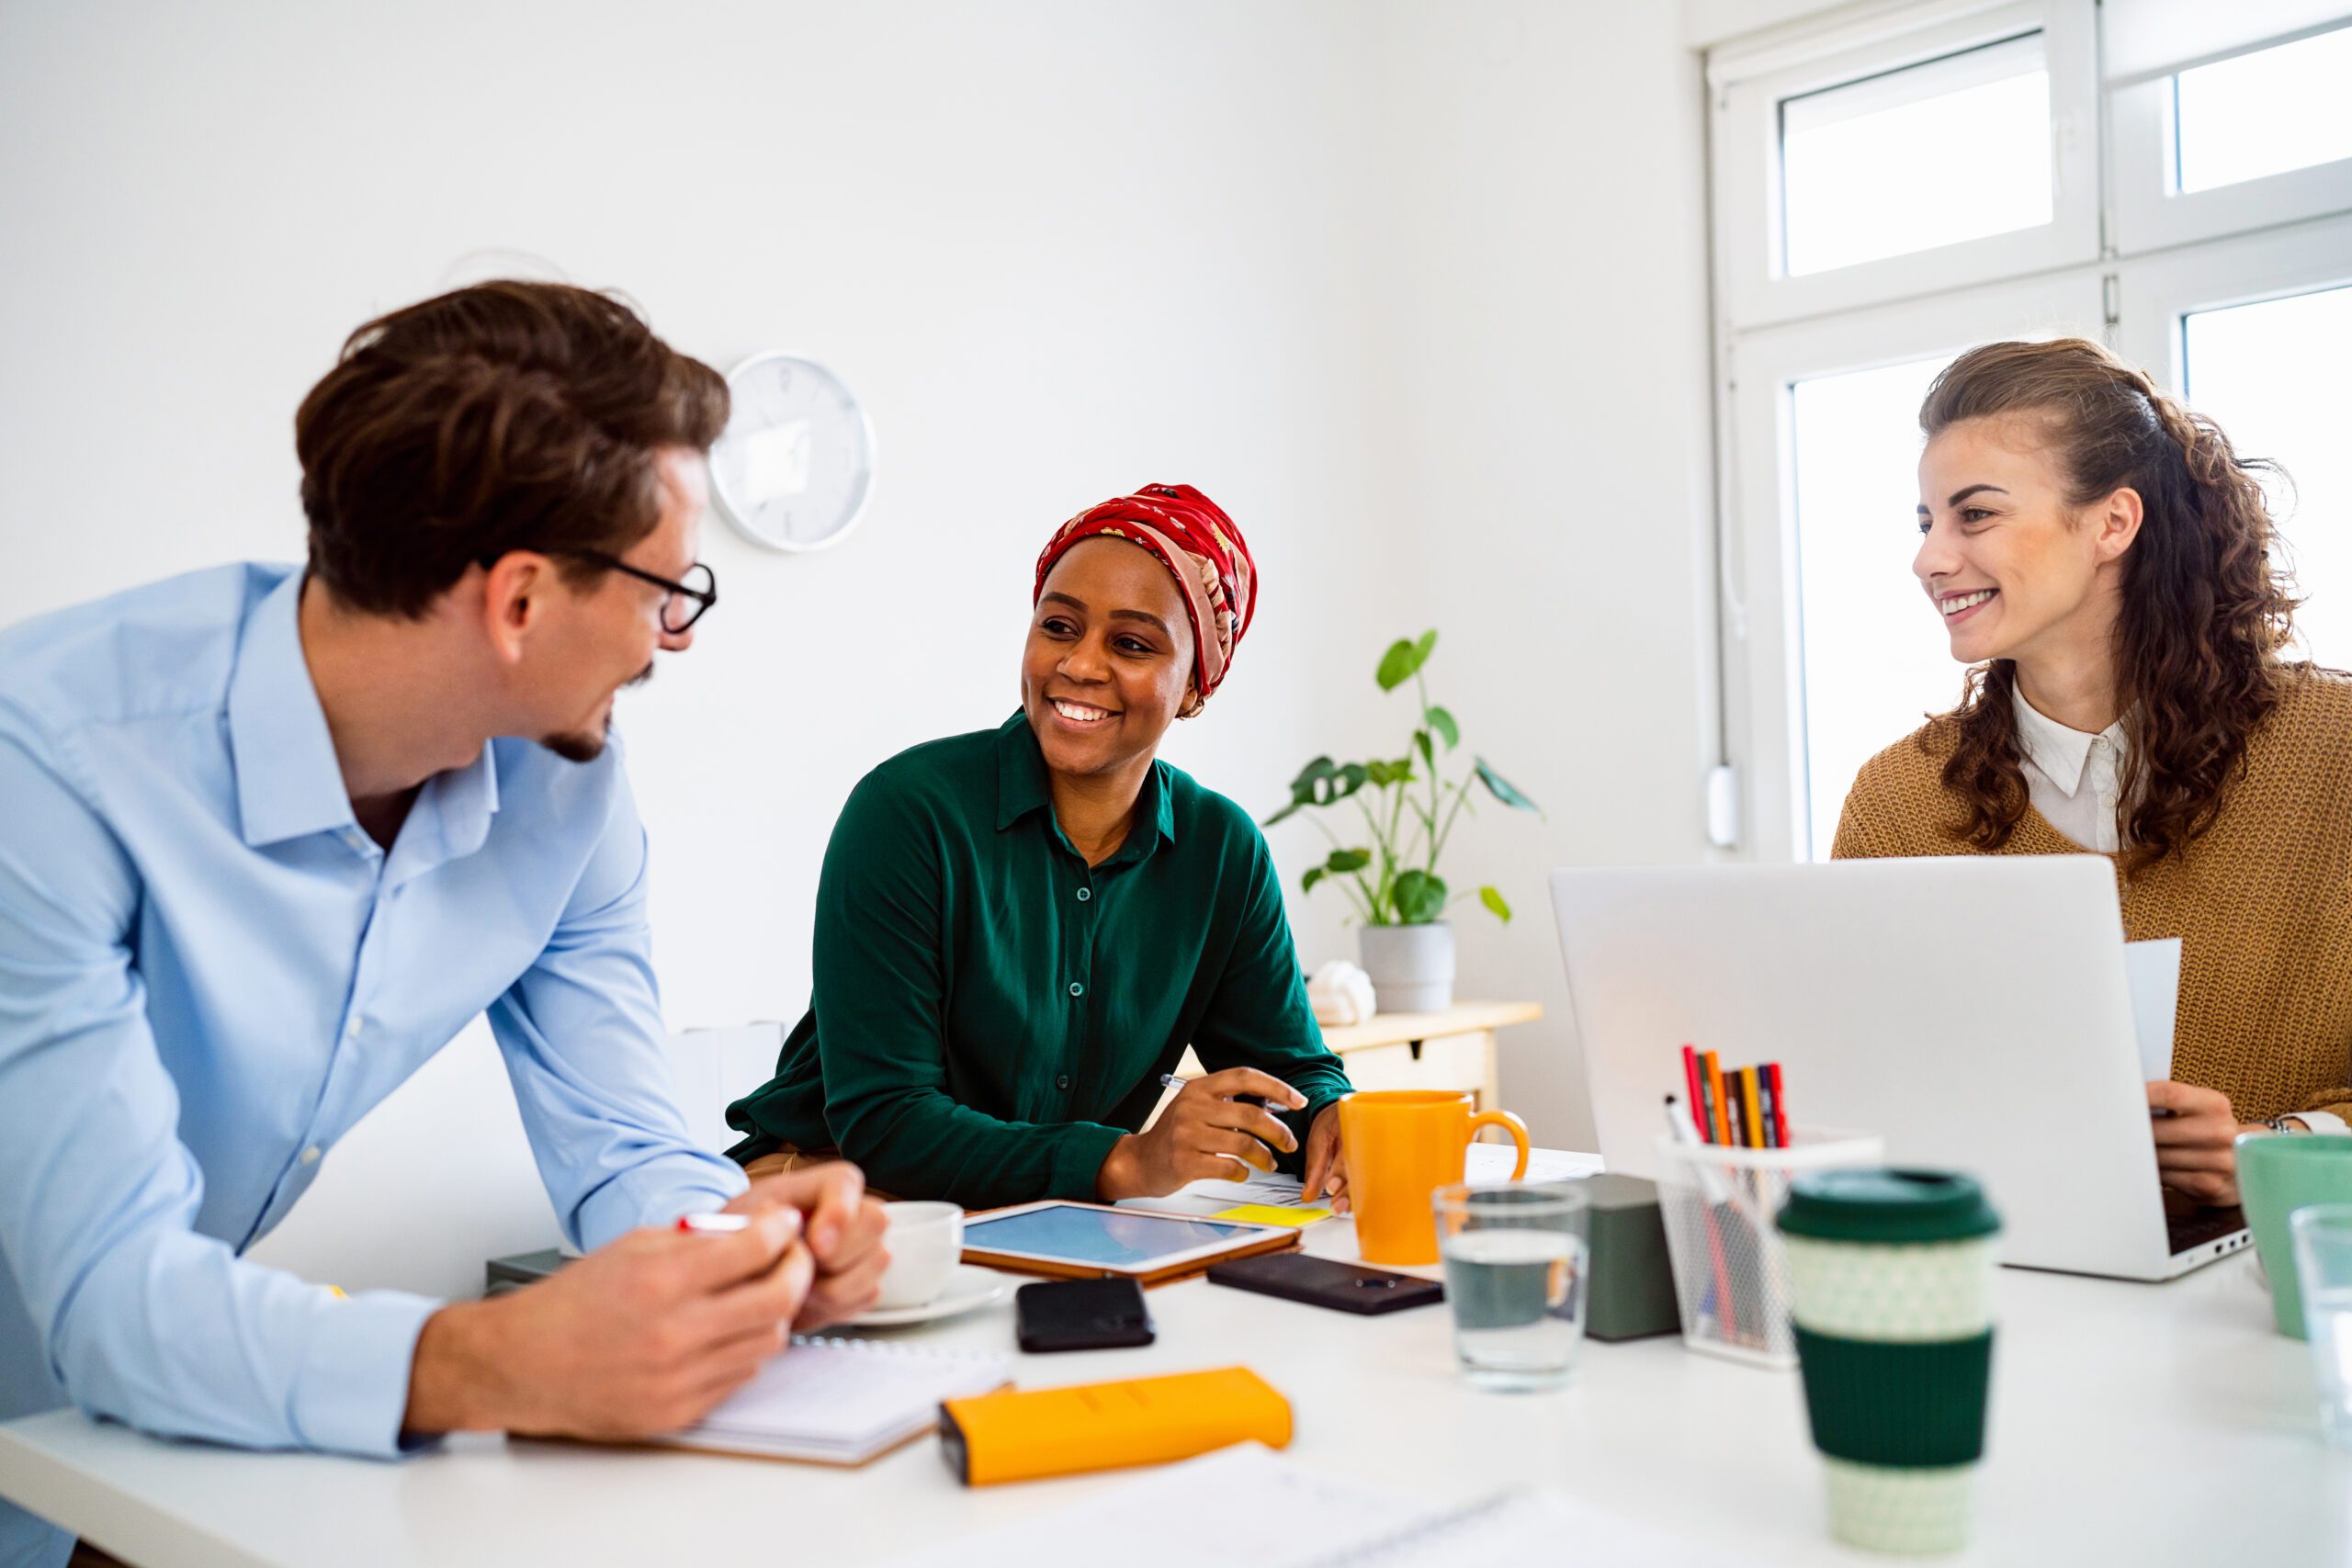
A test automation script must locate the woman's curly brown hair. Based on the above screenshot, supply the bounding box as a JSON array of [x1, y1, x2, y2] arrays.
[[1920, 338, 2299, 874]]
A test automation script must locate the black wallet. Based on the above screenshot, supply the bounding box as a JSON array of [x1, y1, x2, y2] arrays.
[[1013, 1276, 1157, 1352], [1204, 1252, 1445, 1315]]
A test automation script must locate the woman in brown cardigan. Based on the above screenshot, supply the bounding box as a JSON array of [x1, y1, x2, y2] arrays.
[[1833, 337, 2352, 1208]]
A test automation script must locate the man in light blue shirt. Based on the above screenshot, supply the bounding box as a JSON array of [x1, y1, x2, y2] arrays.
[[0, 282, 887, 1568]]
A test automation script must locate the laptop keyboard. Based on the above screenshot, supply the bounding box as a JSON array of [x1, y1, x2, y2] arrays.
[[2167, 1204, 2247, 1255]]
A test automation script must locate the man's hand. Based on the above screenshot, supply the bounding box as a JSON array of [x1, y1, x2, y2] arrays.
[[404, 1206, 813, 1440], [1097, 1068, 1306, 1201], [720, 1161, 889, 1330], [1298, 1104, 1349, 1214], [2147, 1079, 2267, 1207]]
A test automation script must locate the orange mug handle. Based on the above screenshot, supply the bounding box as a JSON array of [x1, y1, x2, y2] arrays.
[[1466, 1109, 1530, 1179]]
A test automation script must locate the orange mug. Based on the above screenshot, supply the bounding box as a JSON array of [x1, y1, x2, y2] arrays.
[[1337, 1089, 1530, 1265]]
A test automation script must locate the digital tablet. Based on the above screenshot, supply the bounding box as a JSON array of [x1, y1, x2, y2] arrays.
[[960, 1201, 1300, 1283]]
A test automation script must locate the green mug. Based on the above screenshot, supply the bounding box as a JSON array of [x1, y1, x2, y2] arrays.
[[2236, 1134, 2352, 1338]]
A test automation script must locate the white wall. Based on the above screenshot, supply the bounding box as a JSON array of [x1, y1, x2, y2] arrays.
[[0, 0, 1716, 1289], [1366, 2, 1722, 1147]]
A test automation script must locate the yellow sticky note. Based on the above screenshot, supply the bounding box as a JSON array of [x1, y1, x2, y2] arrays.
[[1213, 1203, 1334, 1227]]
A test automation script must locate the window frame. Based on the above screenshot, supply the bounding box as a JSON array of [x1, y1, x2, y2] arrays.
[[2111, 209, 2352, 394], [2108, 19, 2352, 255], [1711, 0, 2100, 331]]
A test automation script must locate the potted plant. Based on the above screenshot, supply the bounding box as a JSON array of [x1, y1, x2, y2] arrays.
[[1264, 630, 1540, 1014]]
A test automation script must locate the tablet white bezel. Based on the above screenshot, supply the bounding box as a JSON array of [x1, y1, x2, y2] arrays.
[[958, 1200, 1289, 1277]]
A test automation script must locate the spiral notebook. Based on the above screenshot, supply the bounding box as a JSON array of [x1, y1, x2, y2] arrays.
[[648, 1336, 1013, 1467]]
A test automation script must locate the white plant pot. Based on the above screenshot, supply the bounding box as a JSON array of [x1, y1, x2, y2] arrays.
[[1357, 922, 1455, 1015]]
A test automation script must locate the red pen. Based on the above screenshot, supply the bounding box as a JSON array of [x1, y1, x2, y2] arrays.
[[676, 1213, 751, 1235], [1680, 1044, 1709, 1139]]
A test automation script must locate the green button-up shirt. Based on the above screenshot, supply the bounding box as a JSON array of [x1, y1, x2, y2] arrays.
[[727, 713, 1351, 1209]]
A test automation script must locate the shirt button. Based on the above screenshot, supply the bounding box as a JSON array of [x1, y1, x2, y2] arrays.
[[1076, 887, 1091, 903], [345, 1017, 363, 1040], [299, 1145, 322, 1166], [1069, 982, 1084, 998], [1056, 1074, 1072, 1090]]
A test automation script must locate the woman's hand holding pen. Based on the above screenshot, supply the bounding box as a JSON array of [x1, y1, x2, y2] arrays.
[[1097, 1067, 1306, 1200]]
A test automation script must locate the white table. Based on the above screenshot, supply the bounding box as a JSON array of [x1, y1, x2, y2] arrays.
[[5, 1184, 2348, 1568]]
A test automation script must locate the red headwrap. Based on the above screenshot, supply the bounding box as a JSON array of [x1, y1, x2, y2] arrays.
[[1032, 483, 1257, 712]]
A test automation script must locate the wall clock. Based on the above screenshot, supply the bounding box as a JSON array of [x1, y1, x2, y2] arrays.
[[707, 351, 876, 553]]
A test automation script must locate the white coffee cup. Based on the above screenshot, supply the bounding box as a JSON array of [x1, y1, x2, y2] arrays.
[[874, 1201, 964, 1309]]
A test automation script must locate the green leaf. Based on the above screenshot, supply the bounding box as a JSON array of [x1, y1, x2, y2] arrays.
[[1414, 629, 1437, 668], [1302, 866, 1326, 893], [1364, 759, 1401, 788], [1479, 885, 1512, 923], [1425, 705, 1459, 749], [1375, 638, 1418, 692], [1325, 848, 1373, 874], [1415, 729, 1434, 769], [1473, 757, 1541, 814], [1392, 868, 1448, 924], [1266, 755, 1373, 826]]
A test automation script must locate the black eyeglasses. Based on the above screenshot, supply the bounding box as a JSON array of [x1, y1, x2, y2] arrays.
[[561, 551, 718, 634]]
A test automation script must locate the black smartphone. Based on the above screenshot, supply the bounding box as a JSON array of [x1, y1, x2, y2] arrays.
[[1013, 1276, 1156, 1353], [1204, 1252, 1446, 1315]]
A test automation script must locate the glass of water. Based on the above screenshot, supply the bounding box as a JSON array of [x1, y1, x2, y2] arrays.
[[1432, 1180, 1589, 1392], [2292, 1204, 2352, 1449]]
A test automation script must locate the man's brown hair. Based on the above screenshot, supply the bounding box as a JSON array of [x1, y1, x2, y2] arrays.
[[295, 281, 729, 617]]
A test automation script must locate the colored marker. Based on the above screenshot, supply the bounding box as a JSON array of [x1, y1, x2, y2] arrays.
[[677, 1213, 751, 1235], [1680, 1044, 1709, 1139]]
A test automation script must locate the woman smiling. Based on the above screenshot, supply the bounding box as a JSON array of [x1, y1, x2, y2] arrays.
[[725, 484, 1355, 1211], [1833, 339, 2352, 1207]]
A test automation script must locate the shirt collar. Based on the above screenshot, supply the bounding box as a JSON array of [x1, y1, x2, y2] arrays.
[[2010, 683, 2126, 800], [226, 570, 503, 861], [226, 571, 361, 846], [992, 709, 1179, 857]]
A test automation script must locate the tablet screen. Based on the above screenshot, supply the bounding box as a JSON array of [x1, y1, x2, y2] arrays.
[[963, 1205, 1261, 1268]]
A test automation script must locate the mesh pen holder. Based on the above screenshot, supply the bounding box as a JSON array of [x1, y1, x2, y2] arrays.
[[1653, 1128, 1885, 1370]]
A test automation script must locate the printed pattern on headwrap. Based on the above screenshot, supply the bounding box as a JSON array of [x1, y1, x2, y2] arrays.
[[1032, 483, 1257, 710]]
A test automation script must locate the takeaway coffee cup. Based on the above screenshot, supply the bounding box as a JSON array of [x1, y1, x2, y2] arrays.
[[1778, 1168, 2002, 1556], [875, 1201, 963, 1310]]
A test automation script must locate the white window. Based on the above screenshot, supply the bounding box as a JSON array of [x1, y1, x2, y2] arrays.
[[1711, 2, 2352, 861], [1712, 0, 2098, 330], [2174, 27, 2352, 193]]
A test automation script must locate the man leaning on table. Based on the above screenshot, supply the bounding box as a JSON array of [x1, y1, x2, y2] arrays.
[[0, 282, 888, 1568]]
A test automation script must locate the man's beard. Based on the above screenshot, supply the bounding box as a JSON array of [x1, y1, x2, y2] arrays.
[[540, 660, 654, 765]]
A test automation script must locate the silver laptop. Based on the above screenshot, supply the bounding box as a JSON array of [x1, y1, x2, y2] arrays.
[[1549, 856, 2251, 1281]]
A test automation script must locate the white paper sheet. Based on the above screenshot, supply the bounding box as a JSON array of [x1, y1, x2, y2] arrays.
[[884, 1444, 1726, 1568], [2124, 937, 2183, 1083]]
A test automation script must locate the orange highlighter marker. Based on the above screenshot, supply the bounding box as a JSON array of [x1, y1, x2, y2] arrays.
[[940, 1367, 1292, 1485], [1702, 1051, 1731, 1145], [1739, 1064, 1764, 1148]]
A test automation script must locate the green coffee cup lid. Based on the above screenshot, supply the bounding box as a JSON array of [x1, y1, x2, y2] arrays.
[[1777, 1168, 2001, 1245]]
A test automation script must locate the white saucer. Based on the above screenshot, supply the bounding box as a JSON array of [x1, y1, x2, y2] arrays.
[[846, 1264, 1013, 1327]]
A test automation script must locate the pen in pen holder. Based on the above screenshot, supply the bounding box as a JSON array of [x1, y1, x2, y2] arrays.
[[1652, 1128, 1884, 1370]]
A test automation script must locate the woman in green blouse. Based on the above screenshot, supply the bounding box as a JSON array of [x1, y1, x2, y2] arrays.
[[726, 484, 1354, 1212]]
